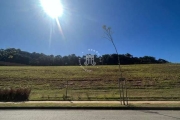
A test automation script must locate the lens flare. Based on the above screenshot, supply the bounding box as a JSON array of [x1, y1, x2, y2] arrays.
[[40, 0, 63, 18], [56, 18, 65, 39]]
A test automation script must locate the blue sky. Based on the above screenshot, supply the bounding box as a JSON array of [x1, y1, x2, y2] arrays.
[[0, 0, 180, 62]]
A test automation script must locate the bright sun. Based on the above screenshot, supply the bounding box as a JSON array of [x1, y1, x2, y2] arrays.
[[40, 0, 63, 18]]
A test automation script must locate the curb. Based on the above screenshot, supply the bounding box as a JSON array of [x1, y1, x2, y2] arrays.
[[0, 107, 180, 110]]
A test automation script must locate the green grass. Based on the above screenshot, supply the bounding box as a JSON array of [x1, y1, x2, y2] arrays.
[[0, 103, 179, 108], [0, 103, 122, 107], [0, 64, 180, 101]]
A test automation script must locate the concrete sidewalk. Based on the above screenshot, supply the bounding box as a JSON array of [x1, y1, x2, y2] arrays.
[[0, 101, 179, 110]]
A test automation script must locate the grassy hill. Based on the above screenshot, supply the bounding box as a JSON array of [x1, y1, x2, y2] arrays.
[[0, 64, 179, 101]]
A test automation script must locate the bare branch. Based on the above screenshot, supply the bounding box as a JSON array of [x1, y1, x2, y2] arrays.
[[102, 36, 111, 41], [102, 24, 128, 105]]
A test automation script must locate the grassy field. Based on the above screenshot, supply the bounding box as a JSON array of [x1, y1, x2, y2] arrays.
[[0, 103, 180, 108], [0, 64, 180, 101]]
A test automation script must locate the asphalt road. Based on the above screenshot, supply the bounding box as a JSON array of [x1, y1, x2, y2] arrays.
[[0, 110, 179, 120]]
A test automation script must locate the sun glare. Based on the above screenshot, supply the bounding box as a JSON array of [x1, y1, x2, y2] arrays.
[[40, 0, 63, 18]]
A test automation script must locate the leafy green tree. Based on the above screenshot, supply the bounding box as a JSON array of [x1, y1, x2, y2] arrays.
[[0, 48, 168, 66]]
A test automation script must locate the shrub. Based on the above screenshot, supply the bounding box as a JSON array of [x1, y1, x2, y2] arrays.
[[0, 88, 31, 101]]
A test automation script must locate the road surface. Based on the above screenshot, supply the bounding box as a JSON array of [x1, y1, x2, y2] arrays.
[[0, 110, 179, 120]]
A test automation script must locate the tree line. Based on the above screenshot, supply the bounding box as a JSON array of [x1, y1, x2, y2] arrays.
[[0, 48, 168, 66]]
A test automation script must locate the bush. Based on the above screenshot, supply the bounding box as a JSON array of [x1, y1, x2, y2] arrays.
[[0, 88, 31, 101]]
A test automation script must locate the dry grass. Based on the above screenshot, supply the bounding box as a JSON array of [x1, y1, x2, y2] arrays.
[[0, 64, 180, 100]]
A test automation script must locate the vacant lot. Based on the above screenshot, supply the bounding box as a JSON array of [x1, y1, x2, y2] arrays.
[[0, 64, 180, 100]]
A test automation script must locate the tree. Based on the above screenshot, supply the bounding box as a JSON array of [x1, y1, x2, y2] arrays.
[[54, 55, 63, 65], [125, 53, 133, 58], [102, 25, 128, 105], [0, 48, 169, 66], [158, 59, 168, 63]]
